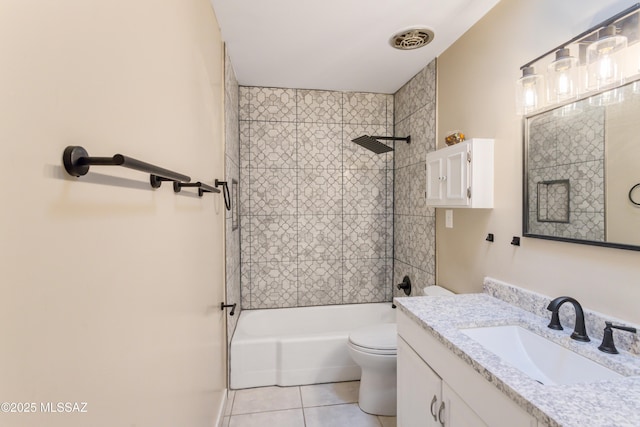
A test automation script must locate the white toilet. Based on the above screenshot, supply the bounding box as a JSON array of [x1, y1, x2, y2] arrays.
[[347, 285, 454, 416]]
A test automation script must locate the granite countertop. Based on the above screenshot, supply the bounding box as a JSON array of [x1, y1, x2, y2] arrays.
[[395, 294, 640, 427]]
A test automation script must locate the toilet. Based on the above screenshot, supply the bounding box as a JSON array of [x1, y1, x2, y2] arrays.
[[347, 285, 454, 416]]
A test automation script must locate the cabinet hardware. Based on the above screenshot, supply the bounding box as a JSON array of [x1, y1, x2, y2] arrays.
[[430, 395, 438, 421], [438, 401, 446, 426]]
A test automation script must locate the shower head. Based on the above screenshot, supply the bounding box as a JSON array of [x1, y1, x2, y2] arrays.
[[351, 135, 411, 154]]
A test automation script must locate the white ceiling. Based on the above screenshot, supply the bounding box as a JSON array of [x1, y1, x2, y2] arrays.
[[210, 0, 501, 94]]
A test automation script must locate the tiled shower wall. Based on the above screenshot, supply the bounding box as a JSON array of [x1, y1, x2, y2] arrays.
[[239, 88, 394, 309], [393, 61, 437, 297], [527, 105, 605, 241], [224, 51, 241, 337]]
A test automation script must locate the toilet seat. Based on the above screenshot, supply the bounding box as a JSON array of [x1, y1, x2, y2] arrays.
[[349, 323, 397, 355]]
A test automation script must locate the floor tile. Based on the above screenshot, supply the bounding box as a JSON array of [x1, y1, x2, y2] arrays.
[[304, 403, 381, 427], [378, 415, 397, 427], [229, 408, 305, 427], [225, 390, 236, 416], [300, 381, 360, 407], [231, 386, 302, 415]]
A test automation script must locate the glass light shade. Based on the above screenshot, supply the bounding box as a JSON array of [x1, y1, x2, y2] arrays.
[[547, 48, 579, 103], [586, 25, 627, 91], [516, 66, 544, 115]]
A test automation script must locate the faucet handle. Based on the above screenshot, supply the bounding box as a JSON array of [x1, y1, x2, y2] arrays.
[[598, 321, 637, 354]]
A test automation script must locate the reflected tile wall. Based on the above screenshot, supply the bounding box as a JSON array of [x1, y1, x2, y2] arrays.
[[393, 60, 437, 297], [240, 86, 394, 309], [527, 105, 605, 240]]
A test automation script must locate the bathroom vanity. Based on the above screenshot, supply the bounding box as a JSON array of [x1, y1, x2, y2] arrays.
[[395, 288, 640, 427]]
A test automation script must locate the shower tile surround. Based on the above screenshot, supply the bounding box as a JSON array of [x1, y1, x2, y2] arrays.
[[225, 51, 241, 336], [239, 87, 396, 308], [393, 61, 437, 297]]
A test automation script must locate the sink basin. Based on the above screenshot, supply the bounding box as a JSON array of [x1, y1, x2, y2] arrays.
[[460, 325, 623, 385]]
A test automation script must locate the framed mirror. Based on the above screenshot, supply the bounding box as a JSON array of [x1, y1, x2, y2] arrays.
[[524, 80, 640, 251]]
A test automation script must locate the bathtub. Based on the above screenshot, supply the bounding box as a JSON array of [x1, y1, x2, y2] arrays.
[[230, 303, 396, 389]]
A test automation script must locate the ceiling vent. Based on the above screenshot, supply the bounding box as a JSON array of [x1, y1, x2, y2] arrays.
[[389, 28, 435, 50]]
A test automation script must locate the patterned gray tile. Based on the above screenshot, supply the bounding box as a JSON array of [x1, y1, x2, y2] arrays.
[[239, 86, 251, 121], [250, 215, 297, 263], [239, 122, 251, 176], [343, 214, 389, 259], [298, 214, 342, 261], [298, 168, 342, 215], [343, 92, 390, 125], [297, 89, 343, 123], [249, 87, 296, 122], [343, 258, 389, 304], [297, 122, 342, 169], [249, 168, 296, 215], [250, 262, 298, 309], [297, 259, 342, 306], [249, 121, 297, 168], [343, 169, 389, 215]]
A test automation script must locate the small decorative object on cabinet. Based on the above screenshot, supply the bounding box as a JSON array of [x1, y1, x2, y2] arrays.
[[445, 131, 465, 146], [426, 138, 494, 208]]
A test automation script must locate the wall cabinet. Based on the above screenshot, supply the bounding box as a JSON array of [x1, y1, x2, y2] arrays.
[[426, 138, 494, 208], [397, 311, 538, 427]]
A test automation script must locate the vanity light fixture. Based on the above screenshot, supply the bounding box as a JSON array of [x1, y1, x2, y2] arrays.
[[547, 48, 579, 103], [515, 4, 640, 116], [586, 25, 627, 92], [515, 66, 544, 115]]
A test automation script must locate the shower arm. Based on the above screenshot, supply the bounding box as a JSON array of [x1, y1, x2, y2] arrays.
[[370, 136, 411, 144]]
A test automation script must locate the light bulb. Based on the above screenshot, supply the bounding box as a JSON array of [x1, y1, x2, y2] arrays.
[[516, 66, 544, 115], [586, 25, 627, 91], [547, 48, 579, 103]]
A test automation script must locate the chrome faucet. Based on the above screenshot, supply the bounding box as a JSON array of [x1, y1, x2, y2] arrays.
[[546, 296, 590, 342]]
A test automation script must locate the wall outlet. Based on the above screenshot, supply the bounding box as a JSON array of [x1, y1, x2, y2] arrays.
[[445, 209, 453, 228]]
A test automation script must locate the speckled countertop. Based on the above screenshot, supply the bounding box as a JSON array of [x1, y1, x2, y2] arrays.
[[395, 294, 640, 427]]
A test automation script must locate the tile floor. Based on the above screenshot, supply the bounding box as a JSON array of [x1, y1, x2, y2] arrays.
[[222, 381, 397, 427]]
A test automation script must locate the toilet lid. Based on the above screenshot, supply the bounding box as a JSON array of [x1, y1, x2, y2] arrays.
[[349, 323, 397, 351]]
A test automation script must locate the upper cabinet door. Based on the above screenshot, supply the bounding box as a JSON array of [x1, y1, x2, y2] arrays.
[[425, 139, 494, 209]]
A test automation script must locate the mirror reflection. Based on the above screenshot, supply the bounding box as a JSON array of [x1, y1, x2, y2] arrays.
[[524, 81, 640, 250]]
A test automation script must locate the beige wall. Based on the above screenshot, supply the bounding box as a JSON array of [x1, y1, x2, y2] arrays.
[[0, 1, 227, 426], [437, 0, 640, 324]]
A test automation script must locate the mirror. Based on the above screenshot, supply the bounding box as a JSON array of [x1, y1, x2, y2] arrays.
[[524, 81, 640, 251]]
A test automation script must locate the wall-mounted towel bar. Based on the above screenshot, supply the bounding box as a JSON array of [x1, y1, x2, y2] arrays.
[[63, 146, 223, 198], [63, 146, 190, 182], [173, 181, 220, 197]]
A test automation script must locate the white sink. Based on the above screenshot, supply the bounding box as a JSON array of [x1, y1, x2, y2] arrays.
[[460, 325, 623, 385]]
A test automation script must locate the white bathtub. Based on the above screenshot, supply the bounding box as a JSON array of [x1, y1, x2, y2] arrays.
[[230, 303, 396, 389]]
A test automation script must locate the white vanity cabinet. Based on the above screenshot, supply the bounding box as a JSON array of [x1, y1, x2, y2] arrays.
[[397, 310, 538, 427], [398, 337, 487, 427], [425, 138, 494, 208]]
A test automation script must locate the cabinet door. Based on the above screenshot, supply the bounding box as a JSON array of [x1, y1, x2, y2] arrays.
[[442, 382, 488, 427], [443, 145, 469, 206], [397, 337, 441, 427], [426, 154, 445, 205]]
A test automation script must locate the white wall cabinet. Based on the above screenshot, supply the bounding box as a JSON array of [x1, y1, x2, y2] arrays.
[[426, 138, 494, 208], [397, 311, 538, 427]]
